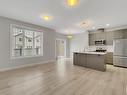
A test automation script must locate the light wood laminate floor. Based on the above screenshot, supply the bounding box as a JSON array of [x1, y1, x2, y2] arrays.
[[0, 59, 127, 95]]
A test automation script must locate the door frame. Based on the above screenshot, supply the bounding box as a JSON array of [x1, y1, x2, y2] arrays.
[[55, 38, 66, 58]]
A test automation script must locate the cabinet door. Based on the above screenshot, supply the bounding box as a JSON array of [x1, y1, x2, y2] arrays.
[[106, 31, 114, 45], [113, 30, 123, 39], [73, 53, 86, 67], [79, 54, 87, 67], [106, 52, 113, 64], [97, 32, 106, 40], [89, 34, 95, 46], [73, 53, 78, 65], [89, 32, 106, 46], [86, 54, 106, 71], [74, 53, 81, 65], [76, 53, 82, 66], [123, 29, 127, 39]]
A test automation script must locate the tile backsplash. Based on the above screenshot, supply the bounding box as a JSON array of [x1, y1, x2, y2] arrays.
[[85, 45, 114, 52]]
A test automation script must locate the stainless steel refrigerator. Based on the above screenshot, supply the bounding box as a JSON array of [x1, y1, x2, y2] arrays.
[[113, 39, 127, 67]]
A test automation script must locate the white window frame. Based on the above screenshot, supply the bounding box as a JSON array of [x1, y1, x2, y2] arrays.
[[10, 24, 43, 59]]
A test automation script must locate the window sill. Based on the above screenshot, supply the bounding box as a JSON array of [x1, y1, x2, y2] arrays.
[[11, 55, 43, 60]]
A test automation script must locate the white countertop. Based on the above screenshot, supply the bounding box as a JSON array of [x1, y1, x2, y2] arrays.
[[74, 52, 106, 55]]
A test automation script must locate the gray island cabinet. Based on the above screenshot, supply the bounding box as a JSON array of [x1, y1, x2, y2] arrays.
[[73, 52, 106, 71]]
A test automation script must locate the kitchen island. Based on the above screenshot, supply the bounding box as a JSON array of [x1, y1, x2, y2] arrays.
[[73, 52, 106, 71]]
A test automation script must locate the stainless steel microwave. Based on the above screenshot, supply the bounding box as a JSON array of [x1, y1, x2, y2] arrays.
[[95, 40, 106, 45]]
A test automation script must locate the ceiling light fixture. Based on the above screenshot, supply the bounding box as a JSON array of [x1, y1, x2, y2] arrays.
[[78, 19, 93, 28], [92, 27, 95, 29], [41, 15, 52, 21], [106, 24, 110, 27], [67, 0, 79, 7], [67, 35, 73, 39]]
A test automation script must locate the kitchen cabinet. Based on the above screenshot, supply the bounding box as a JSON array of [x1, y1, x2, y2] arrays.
[[97, 32, 106, 40], [73, 53, 78, 65], [89, 34, 95, 45], [106, 52, 113, 64], [106, 30, 127, 45], [106, 31, 114, 45], [86, 54, 106, 71], [73, 52, 106, 71], [113, 29, 127, 39], [89, 29, 127, 46], [122, 29, 127, 39], [73, 53, 86, 67], [89, 32, 106, 46], [113, 30, 123, 39]]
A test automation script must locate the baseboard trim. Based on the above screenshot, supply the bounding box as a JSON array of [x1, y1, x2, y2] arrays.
[[0, 60, 56, 72]]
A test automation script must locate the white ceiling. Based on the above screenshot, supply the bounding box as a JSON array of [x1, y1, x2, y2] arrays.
[[0, 0, 127, 35]]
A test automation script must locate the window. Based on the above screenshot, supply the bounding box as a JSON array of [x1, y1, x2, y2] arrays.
[[11, 25, 43, 58]]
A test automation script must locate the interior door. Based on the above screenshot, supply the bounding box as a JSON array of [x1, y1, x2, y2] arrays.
[[55, 39, 66, 59]]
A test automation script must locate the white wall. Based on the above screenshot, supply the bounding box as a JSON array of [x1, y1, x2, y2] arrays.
[[70, 32, 89, 56], [0, 16, 69, 70]]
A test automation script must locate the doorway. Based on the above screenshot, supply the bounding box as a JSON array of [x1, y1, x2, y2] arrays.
[[55, 39, 66, 59]]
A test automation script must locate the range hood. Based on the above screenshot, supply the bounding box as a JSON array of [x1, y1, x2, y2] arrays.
[[97, 28, 105, 32]]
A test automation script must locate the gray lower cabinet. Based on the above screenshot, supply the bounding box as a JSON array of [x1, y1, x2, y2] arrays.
[[106, 52, 113, 64], [73, 53, 86, 67], [73, 53, 106, 71], [86, 54, 106, 71]]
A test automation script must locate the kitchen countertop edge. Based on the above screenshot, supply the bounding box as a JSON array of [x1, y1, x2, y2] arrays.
[[74, 52, 107, 55]]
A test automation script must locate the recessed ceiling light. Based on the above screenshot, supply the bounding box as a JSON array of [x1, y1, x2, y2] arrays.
[[41, 15, 52, 21], [67, 0, 79, 7], [106, 24, 110, 26], [92, 27, 95, 29]]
